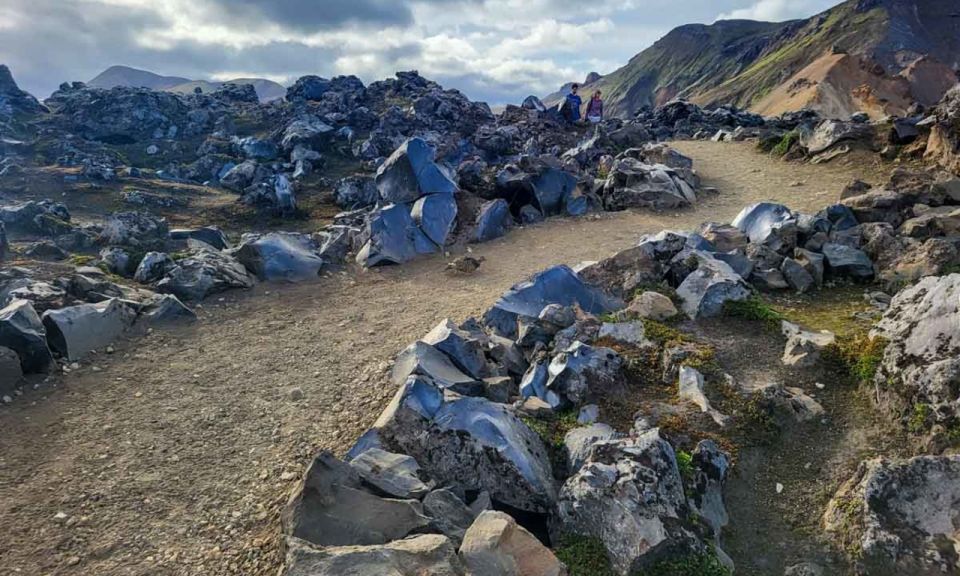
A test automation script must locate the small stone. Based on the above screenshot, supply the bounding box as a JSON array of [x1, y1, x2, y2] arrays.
[[289, 387, 305, 401], [280, 471, 297, 481], [776, 483, 784, 494], [66, 556, 81, 566], [1, 395, 11, 404], [54, 511, 68, 522], [577, 404, 599, 425]]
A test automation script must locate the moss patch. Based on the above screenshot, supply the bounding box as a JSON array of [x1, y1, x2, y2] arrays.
[[554, 535, 616, 576], [771, 130, 799, 157], [635, 551, 732, 576], [723, 297, 784, 327]]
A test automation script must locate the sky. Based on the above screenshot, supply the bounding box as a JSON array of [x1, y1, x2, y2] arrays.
[[0, 0, 842, 105]]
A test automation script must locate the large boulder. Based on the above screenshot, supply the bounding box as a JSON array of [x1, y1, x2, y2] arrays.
[[482, 265, 623, 339], [543, 342, 623, 407], [282, 451, 431, 548], [234, 233, 324, 282], [169, 227, 230, 250], [676, 253, 751, 319], [334, 176, 379, 209], [799, 119, 873, 154], [357, 204, 436, 267], [821, 243, 875, 281], [41, 299, 136, 362], [558, 430, 699, 575], [0, 300, 53, 373], [475, 199, 513, 243], [376, 138, 457, 204], [0, 346, 22, 393], [156, 249, 255, 301], [349, 448, 431, 500], [282, 534, 464, 576], [602, 158, 696, 211], [100, 211, 169, 249], [872, 274, 960, 423], [422, 319, 491, 380], [824, 455, 960, 575], [364, 376, 556, 513], [391, 341, 483, 396], [459, 510, 567, 576], [412, 194, 458, 248], [732, 203, 796, 252], [133, 252, 175, 284]]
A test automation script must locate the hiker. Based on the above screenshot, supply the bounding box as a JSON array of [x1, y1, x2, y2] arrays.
[[560, 83, 583, 124], [586, 90, 603, 124]]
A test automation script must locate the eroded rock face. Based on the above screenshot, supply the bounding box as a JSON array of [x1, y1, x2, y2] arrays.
[[557, 430, 700, 575], [369, 376, 556, 513], [824, 455, 960, 575], [872, 274, 960, 424]]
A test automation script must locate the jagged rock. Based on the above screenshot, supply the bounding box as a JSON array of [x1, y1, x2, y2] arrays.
[[545, 342, 623, 407], [367, 376, 556, 513], [531, 167, 581, 216], [282, 534, 464, 576], [376, 138, 457, 204], [564, 423, 617, 474], [237, 136, 278, 160], [156, 249, 255, 301], [0, 65, 45, 117], [625, 291, 678, 321], [392, 341, 482, 396], [140, 294, 196, 324], [234, 233, 323, 282], [100, 211, 169, 249], [283, 451, 431, 547], [280, 117, 334, 151], [602, 158, 695, 211], [751, 268, 789, 290], [220, 160, 261, 192], [133, 252, 174, 284], [423, 489, 476, 545], [732, 203, 796, 252], [1, 280, 66, 313], [334, 176, 379, 209], [0, 346, 23, 393], [597, 321, 650, 347], [699, 222, 748, 252], [99, 247, 131, 275], [413, 194, 457, 247], [475, 199, 513, 243], [780, 257, 816, 293], [799, 119, 873, 154], [824, 455, 960, 575], [349, 448, 430, 500], [42, 299, 135, 361], [460, 510, 567, 576], [23, 241, 68, 261], [357, 204, 436, 267], [676, 253, 751, 319], [483, 265, 622, 339], [521, 96, 547, 112], [169, 227, 230, 251], [422, 319, 490, 380], [678, 366, 729, 427], [558, 430, 700, 575], [873, 274, 960, 424], [0, 300, 53, 373], [781, 321, 835, 368], [794, 248, 825, 286], [689, 440, 730, 535], [821, 243, 875, 280]]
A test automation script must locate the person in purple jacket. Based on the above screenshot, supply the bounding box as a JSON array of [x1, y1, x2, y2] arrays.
[[586, 90, 603, 124]]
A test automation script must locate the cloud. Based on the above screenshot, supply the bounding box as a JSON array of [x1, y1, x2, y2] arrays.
[[0, 0, 847, 104]]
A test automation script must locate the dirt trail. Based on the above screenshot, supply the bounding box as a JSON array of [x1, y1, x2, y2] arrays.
[[0, 142, 893, 575]]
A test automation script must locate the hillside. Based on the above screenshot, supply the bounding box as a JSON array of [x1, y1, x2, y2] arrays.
[[88, 66, 286, 102], [551, 0, 960, 118]]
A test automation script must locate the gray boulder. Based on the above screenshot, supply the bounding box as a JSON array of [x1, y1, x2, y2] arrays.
[[781, 321, 835, 368], [357, 204, 436, 267], [676, 253, 751, 319], [423, 489, 476, 545], [391, 341, 483, 396], [140, 294, 196, 324], [422, 319, 490, 380], [824, 455, 960, 575], [475, 199, 513, 243], [872, 274, 960, 423], [780, 257, 815, 293], [460, 510, 567, 576], [603, 158, 695, 211], [369, 375, 556, 513], [100, 211, 169, 249], [234, 232, 323, 282], [558, 430, 697, 575], [334, 176, 379, 209], [156, 249, 255, 301], [282, 534, 463, 576], [546, 342, 623, 407], [799, 119, 873, 154], [42, 299, 135, 361], [376, 138, 457, 204], [732, 203, 796, 252], [282, 451, 431, 547], [0, 346, 22, 393], [689, 440, 730, 535], [822, 243, 875, 281], [564, 423, 617, 474], [170, 227, 230, 250], [99, 247, 131, 275], [0, 300, 53, 373], [133, 252, 174, 284], [349, 448, 430, 500], [412, 194, 457, 248]]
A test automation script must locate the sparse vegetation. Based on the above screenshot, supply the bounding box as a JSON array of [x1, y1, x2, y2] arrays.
[[554, 535, 616, 576], [635, 550, 732, 576], [723, 297, 784, 326], [771, 130, 799, 157]]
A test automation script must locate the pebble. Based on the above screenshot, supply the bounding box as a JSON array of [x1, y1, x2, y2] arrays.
[[776, 483, 784, 494], [289, 388, 304, 401], [280, 471, 297, 481], [815, 382, 825, 389], [54, 511, 68, 522]]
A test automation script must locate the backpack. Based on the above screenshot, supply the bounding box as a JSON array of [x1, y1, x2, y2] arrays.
[[559, 98, 573, 122]]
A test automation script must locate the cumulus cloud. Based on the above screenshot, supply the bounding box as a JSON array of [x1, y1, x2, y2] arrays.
[[0, 0, 845, 104]]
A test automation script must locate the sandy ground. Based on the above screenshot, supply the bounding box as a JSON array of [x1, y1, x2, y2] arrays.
[[0, 142, 894, 575]]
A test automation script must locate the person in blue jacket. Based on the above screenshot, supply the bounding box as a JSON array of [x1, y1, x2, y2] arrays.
[[561, 83, 583, 124]]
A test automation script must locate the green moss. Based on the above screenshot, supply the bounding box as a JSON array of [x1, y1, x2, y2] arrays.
[[676, 449, 694, 482], [723, 297, 784, 326], [771, 131, 799, 157], [68, 254, 95, 267], [908, 404, 932, 435], [554, 535, 616, 576], [641, 319, 689, 347], [826, 335, 888, 383], [635, 551, 732, 576]]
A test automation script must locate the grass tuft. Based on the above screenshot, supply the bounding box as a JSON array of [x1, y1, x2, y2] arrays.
[[723, 297, 784, 326]]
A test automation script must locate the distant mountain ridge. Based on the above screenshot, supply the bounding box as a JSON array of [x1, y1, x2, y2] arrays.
[[546, 0, 960, 119], [88, 65, 286, 102]]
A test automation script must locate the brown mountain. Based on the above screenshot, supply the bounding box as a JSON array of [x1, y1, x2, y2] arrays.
[[548, 0, 960, 118]]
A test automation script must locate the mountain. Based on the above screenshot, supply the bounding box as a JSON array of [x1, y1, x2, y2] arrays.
[[88, 65, 191, 91], [548, 0, 960, 118], [88, 66, 286, 102]]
